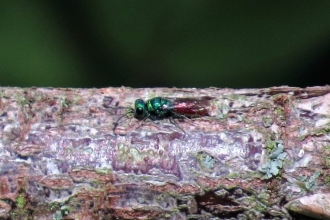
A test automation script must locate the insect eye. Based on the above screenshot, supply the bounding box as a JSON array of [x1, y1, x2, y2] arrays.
[[136, 107, 144, 115], [134, 99, 146, 118], [134, 107, 146, 120]]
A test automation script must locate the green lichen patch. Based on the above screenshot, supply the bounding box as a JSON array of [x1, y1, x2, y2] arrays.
[[258, 141, 286, 179], [16, 194, 25, 209], [196, 152, 217, 171], [262, 116, 274, 128], [298, 171, 321, 192], [299, 124, 330, 141], [216, 103, 230, 119], [95, 167, 112, 175]]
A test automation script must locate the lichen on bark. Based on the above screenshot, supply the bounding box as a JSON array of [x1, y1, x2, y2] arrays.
[[0, 86, 330, 219]]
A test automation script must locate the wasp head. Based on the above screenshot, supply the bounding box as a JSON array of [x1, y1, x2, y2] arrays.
[[134, 99, 148, 120]]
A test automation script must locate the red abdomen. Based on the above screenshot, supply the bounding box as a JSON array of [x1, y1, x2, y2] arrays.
[[170, 98, 210, 117]]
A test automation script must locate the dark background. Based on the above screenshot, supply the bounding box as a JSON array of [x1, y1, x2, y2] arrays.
[[1, 1, 330, 88]]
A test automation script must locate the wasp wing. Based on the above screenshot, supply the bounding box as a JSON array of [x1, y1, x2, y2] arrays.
[[164, 96, 213, 117]]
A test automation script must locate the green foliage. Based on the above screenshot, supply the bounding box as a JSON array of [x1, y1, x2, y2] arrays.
[[1, 2, 330, 87]]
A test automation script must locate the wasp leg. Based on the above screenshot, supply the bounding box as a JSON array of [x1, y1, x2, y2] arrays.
[[172, 112, 196, 126], [169, 117, 186, 133], [135, 114, 155, 130]]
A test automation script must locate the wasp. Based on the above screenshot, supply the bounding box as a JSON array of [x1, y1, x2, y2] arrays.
[[113, 96, 211, 133]]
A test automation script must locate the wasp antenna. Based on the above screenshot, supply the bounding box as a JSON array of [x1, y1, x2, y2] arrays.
[[126, 107, 135, 114], [107, 106, 129, 117], [108, 106, 127, 109], [113, 110, 134, 134]]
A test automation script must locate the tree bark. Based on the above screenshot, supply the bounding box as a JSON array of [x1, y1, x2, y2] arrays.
[[0, 86, 330, 219]]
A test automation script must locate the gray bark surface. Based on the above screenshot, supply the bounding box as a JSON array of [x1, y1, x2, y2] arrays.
[[0, 86, 330, 219]]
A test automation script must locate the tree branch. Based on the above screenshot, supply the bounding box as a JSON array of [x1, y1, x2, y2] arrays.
[[0, 86, 329, 219]]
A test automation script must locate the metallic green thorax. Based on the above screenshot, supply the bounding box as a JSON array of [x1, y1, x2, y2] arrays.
[[134, 97, 171, 120]]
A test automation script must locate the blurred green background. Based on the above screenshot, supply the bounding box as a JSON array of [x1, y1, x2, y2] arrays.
[[1, 1, 330, 88]]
